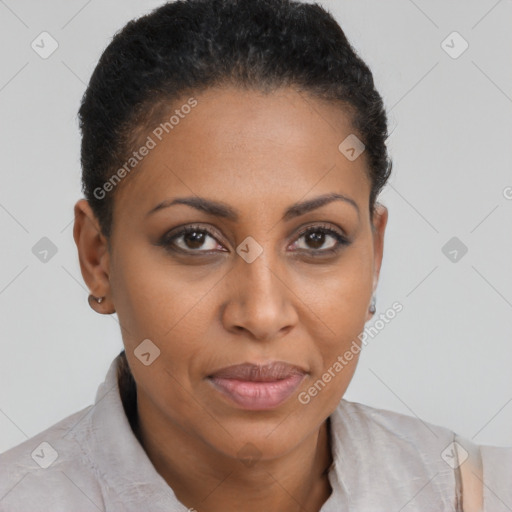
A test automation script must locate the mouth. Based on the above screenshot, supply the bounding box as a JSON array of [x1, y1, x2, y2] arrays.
[[207, 361, 307, 410]]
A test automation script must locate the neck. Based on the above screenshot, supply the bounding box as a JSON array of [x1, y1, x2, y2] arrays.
[[135, 391, 333, 512]]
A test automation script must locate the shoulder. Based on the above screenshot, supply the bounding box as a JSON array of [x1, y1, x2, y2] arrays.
[[0, 405, 104, 511], [328, 398, 459, 508], [330, 399, 512, 511]]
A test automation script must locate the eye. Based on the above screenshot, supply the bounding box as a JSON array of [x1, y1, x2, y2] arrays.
[[160, 224, 226, 254], [158, 223, 350, 256], [290, 223, 350, 255]]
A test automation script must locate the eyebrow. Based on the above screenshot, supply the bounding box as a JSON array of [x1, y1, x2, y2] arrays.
[[146, 192, 360, 222]]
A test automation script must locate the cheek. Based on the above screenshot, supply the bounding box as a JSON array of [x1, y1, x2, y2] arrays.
[[109, 247, 219, 373], [110, 242, 198, 330], [297, 263, 370, 413], [296, 243, 374, 332], [296, 246, 372, 393]]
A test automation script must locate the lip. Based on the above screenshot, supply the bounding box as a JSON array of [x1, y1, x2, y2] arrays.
[[207, 361, 307, 410]]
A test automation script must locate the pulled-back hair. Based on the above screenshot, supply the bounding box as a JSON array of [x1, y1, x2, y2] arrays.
[[78, 0, 392, 242]]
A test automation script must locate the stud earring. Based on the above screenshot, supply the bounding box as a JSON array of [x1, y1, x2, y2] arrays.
[[369, 295, 376, 315], [88, 294, 105, 308]]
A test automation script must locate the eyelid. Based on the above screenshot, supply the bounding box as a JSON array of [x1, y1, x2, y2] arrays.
[[161, 224, 225, 253], [293, 222, 347, 240], [166, 221, 343, 242], [288, 222, 350, 255]]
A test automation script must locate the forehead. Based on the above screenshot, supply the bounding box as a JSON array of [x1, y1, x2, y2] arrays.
[[113, 86, 371, 222]]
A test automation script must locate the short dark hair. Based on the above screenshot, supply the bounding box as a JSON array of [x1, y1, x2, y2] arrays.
[[77, 0, 392, 242]]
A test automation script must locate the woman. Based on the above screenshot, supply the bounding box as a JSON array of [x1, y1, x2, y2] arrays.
[[1, 0, 510, 510]]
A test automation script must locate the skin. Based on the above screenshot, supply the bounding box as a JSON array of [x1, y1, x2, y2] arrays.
[[73, 85, 388, 512]]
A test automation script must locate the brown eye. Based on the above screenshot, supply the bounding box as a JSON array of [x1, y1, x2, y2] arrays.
[[158, 223, 350, 257], [302, 230, 333, 250], [291, 225, 350, 255], [181, 230, 209, 250], [160, 225, 226, 254]]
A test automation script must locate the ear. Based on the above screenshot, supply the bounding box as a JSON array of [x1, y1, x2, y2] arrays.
[[73, 199, 112, 312], [366, 202, 388, 321]]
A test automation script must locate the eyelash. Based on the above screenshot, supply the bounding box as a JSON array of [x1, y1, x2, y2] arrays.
[[158, 223, 350, 257]]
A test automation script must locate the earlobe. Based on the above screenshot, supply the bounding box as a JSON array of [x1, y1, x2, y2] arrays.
[[73, 199, 112, 310]]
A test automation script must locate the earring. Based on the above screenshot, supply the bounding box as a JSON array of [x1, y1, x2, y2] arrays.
[[88, 294, 105, 308], [369, 295, 376, 315]]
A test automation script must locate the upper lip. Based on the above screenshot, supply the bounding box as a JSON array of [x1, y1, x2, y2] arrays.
[[208, 361, 307, 381]]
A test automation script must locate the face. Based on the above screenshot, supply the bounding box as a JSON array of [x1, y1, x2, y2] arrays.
[[75, 85, 387, 462]]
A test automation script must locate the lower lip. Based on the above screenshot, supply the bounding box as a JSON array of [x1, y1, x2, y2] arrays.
[[208, 374, 306, 410]]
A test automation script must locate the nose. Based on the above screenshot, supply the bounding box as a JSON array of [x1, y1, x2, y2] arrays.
[[221, 250, 298, 341]]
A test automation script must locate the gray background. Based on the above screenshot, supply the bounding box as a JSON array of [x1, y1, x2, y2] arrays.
[[1, 0, 511, 453]]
